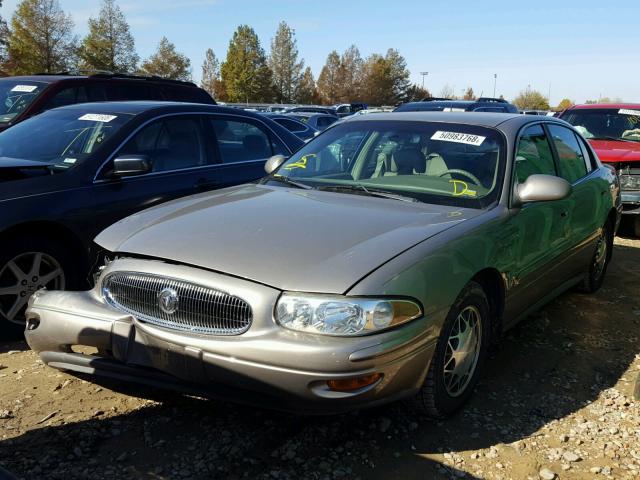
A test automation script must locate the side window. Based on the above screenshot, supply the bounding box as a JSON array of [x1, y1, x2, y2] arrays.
[[576, 136, 596, 171], [117, 116, 207, 173], [316, 117, 336, 129], [209, 118, 276, 163], [277, 118, 305, 133], [44, 86, 88, 110], [548, 125, 589, 183], [86, 84, 108, 102], [514, 124, 556, 184]]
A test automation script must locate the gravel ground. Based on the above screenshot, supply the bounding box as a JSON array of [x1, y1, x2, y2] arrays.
[[0, 237, 639, 480]]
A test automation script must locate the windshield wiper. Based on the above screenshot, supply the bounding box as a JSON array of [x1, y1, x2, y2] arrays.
[[590, 136, 638, 143], [317, 184, 419, 203], [266, 174, 314, 190]]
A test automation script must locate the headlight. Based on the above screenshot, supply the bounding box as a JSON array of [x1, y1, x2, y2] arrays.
[[275, 293, 422, 336], [619, 174, 640, 190]]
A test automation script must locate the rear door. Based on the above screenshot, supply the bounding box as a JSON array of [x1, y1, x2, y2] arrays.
[[206, 115, 288, 187], [546, 123, 602, 275], [89, 113, 222, 233]]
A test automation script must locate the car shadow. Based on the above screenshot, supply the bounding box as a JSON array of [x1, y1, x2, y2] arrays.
[[1, 242, 638, 479], [0, 339, 28, 355]]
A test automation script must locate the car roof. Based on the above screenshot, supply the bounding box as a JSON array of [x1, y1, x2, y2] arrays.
[[0, 74, 200, 87], [47, 101, 259, 116], [569, 103, 640, 110], [343, 111, 566, 129]]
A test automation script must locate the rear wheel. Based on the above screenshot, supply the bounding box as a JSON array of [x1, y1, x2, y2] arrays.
[[412, 282, 491, 418], [0, 236, 78, 339], [579, 221, 613, 293]]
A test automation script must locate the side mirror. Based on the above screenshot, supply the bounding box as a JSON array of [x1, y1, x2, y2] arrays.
[[515, 174, 571, 205], [111, 155, 151, 177], [264, 154, 287, 175]]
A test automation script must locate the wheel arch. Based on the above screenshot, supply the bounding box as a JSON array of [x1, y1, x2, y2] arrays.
[[470, 267, 506, 342]]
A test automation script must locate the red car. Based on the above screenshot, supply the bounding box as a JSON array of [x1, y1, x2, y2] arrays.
[[560, 104, 640, 236]]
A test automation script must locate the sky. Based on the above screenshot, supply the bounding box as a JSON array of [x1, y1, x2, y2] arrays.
[[1, 0, 639, 105]]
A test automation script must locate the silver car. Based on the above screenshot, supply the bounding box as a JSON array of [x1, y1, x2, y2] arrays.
[[25, 113, 621, 416]]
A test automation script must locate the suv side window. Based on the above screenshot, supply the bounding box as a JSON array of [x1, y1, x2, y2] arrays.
[[209, 118, 282, 163], [514, 124, 557, 183], [117, 115, 207, 173], [276, 118, 306, 133], [548, 124, 589, 183], [44, 86, 88, 109]]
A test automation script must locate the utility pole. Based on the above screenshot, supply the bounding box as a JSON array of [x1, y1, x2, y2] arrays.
[[420, 72, 429, 90], [493, 73, 497, 97]]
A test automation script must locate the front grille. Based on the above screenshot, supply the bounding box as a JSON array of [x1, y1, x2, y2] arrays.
[[102, 272, 252, 335]]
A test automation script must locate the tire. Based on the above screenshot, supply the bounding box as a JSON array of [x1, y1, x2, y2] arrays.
[[0, 235, 81, 339], [578, 220, 613, 294], [411, 281, 491, 418]]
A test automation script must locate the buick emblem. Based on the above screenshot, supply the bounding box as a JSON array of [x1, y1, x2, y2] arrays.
[[158, 288, 179, 314]]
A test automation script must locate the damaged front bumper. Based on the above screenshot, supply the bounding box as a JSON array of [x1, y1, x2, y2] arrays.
[[24, 258, 437, 413]]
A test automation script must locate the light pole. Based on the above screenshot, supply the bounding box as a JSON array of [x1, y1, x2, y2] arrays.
[[420, 71, 429, 90], [493, 73, 497, 98]]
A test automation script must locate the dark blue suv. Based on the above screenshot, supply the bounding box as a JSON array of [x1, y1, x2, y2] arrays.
[[394, 97, 518, 113]]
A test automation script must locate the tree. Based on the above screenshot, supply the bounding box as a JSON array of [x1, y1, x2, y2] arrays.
[[6, 0, 77, 74], [200, 48, 225, 100], [0, 1, 9, 69], [78, 0, 137, 73], [439, 84, 455, 99], [139, 37, 191, 81], [513, 87, 550, 110], [404, 84, 430, 102], [556, 98, 574, 111], [384, 48, 410, 104], [463, 87, 476, 100], [220, 25, 273, 103], [317, 50, 341, 105], [295, 66, 320, 104], [336, 45, 363, 102], [268, 21, 303, 104]]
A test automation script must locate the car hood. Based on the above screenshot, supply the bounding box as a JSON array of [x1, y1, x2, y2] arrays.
[[588, 139, 640, 163], [96, 184, 482, 293]]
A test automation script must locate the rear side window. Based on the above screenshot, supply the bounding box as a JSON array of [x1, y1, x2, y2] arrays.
[[276, 118, 306, 133], [514, 124, 556, 183], [44, 86, 89, 110], [548, 124, 589, 183], [316, 117, 337, 129], [105, 82, 159, 101], [117, 116, 207, 173], [160, 86, 214, 104], [209, 118, 277, 163]]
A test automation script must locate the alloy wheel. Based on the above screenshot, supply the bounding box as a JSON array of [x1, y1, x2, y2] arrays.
[[443, 305, 483, 397], [592, 229, 608, 279], [0, 252, 65, 322]]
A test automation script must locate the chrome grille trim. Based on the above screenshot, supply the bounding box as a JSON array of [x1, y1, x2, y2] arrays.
[[102, 272, 252, 335]]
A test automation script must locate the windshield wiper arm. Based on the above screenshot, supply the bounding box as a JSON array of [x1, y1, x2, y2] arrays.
[[317, 184, 419, 203], [266, 174, 314, 190], [590, 136, 637, 142]]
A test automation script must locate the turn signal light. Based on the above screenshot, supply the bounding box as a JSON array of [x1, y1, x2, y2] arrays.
[[327, 373, 383, 392]]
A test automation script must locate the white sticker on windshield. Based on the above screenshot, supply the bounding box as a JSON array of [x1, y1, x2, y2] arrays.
[[11, 85, 37, 93], [63, 158, 77, 164], [78, 113, 117, 122], [431, 131, 486, 146], [619, 108, 640, 117]]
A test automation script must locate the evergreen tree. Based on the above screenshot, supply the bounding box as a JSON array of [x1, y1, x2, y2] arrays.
[[139, 37, 191, 81], [78, 0, 138, 73], [384, 48, 410, 104], [200, 48, 225, 100], [336, 45, 363, 102], [295, 66, 319, 104], [220, 25, 273, 103], [317, 50, 340, 105], [268, 21, 303, 103], [7, 0, 77, 74]]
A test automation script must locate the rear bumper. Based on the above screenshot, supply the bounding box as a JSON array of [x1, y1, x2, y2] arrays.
[[25, 289, 437, 414]]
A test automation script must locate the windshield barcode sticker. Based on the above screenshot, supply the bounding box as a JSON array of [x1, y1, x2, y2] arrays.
[[11, 85, 37, 93], [78, 113, 117, 122], [431, 131, 486, 146], [63, 158, 77, 164], [619, 109, 640, 117]]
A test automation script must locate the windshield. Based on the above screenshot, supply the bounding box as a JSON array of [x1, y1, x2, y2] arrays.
[[562, 108, 640, 142], [270, 120, 505, 208], [0, 80, 48, 123], [0, 109, 134, 168]]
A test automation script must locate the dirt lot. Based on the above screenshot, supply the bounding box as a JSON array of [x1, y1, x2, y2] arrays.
[[1, 238, 639, 480]]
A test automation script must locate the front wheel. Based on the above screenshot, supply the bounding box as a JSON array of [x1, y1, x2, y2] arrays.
[[0, 237, 77, 339], [412, 281, 491, 418]]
